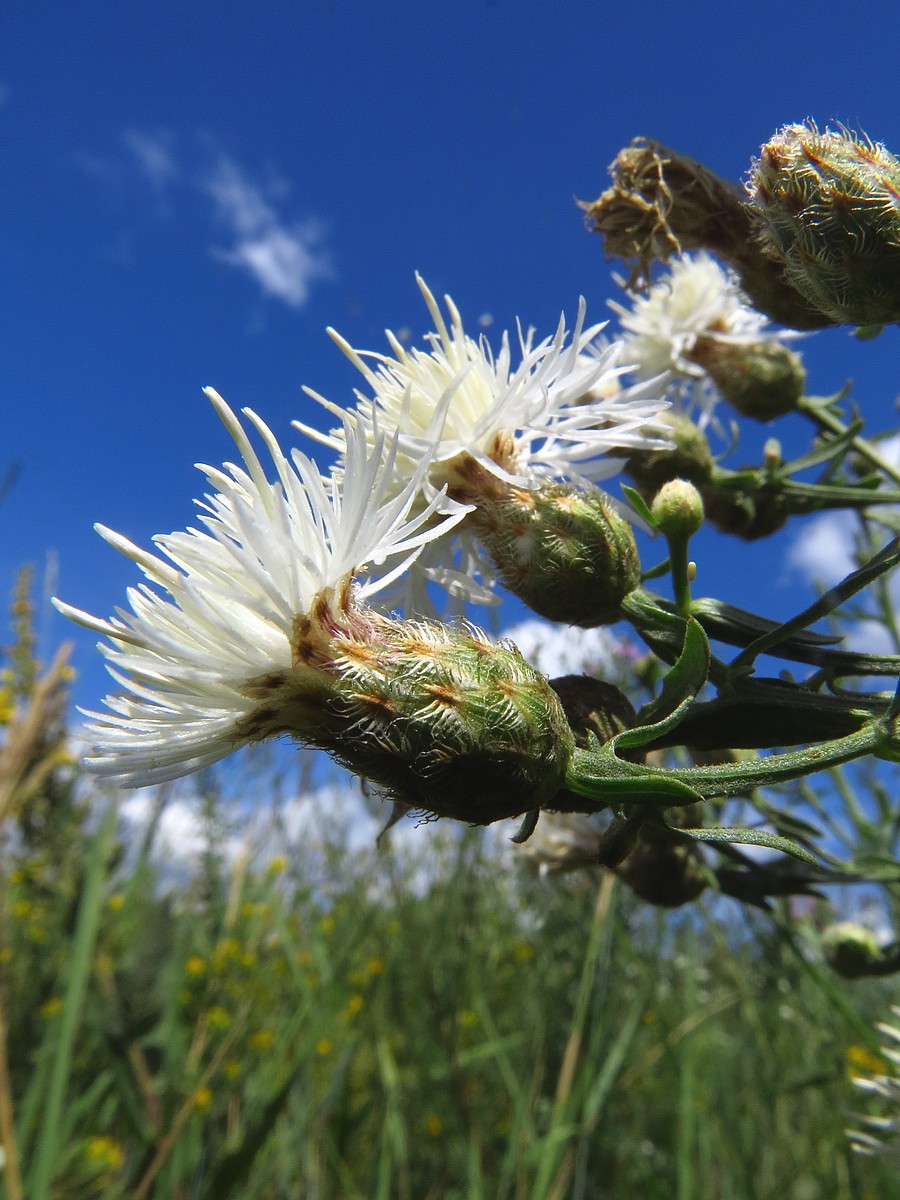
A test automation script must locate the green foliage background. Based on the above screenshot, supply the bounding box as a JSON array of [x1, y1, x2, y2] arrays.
[[0, 573, 897, 1200]]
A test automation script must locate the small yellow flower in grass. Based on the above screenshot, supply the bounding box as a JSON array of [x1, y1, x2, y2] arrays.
[[0, 948, 11, 965], [512, 942, 533, 963], [27, 925, 48, 944], [212, 938, 240, 969], [387, 919, 401, 937], [267, 855, 289, 876], [248, 1028, 275, 1051], [179, 989, 193, 1007], [642, 1010, 658, 1026], [84, 1135, 124, 1172], [95, 952, 114, 975], [458, 1010, 478, 1029], [297, 950, 313, 967], [342, 993, 365, 1021], [240, 951, 257, 969], [315, 1038, 332, 1057], [366, 956, 385, 977], [319, 915, 336, 935], [847, 1045, 888, 1079], [193, 1086, 213, 1112], [348, 968, 367, 988], [12, 899, 31, 919], [424, 1113, 443, 1138], [223, 1059, 241, 1080], [40, 997, 63, 1019], [185, 956, 206, 978], [8, 869, 24, 886], [205, 1006, 232, 1031], [106, 892, 125, 913]]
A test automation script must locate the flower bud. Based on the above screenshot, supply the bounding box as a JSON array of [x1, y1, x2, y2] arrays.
[[240, 614, 574, 826], [700, 482, 788, 540], [623, 412, 714, 500], [688, 336, 806, 420], [650, 478, 704, 539], [468, 481, 641, 626], [583, 137, 829, 328], [618, 839, 707, 907], [822, 921, 883, 979], [748, 122, 900, 326], [548, 675, 637, 746]]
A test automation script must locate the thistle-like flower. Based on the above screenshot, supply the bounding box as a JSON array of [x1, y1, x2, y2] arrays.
[[54, 392, 573, 823], [611, 253, 804, 425], [847, 1007, 900, 1162], [302, 273, 670, 494], [301, 275, 672, 624], [54, 391, 468, 786]]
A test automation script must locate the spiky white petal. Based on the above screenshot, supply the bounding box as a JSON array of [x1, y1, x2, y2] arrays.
[[611, 252, 800, 429], [54, 390, 470, 788], [848, 1007, 900, 1160], [300, 273, 672, 494]]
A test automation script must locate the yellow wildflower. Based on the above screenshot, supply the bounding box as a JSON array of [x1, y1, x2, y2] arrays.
[[846, 1044, 887, 1077], [424, 1113, 443, 1137], [315, 1038, 332, 1057], [193, 1086, 213, 1112], [84, 1135, 124, 1171], [106, 893, 125, 913], [40, 997, 63, 1019], [205, 1006, 232, 1031], [343, 993, 364, 1021], [248, 1028, 275, 1051], [185, 956, 206, 978]]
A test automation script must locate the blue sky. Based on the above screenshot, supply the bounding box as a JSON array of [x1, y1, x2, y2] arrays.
[[4, 0, 900, 712]]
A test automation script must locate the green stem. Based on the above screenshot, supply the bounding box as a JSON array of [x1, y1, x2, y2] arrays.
[[667, 534, 692, 618], [798, 396, 900, 487], [27, 802, 117, 1200], [565, 720, 884, 806]]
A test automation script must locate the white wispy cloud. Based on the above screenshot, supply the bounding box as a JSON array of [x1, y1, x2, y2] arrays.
[[79, 129, 333, 308], [786, 510, 858, 587], [123, 128, 179, 192], [201, 155, 332, 307]]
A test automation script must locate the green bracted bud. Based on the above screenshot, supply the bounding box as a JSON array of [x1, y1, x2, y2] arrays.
[[650, 478, 704, 539], [700, 481, 788, 541], [688, 335, 806, 421], [549, 675, 637, 746], [624, 411, 714, 501], [240, 613, 574, 826], [469, 481, 641, 626], [618, 839, 707, 908], [748, 122, 900, 326], [821, 921, 883, 980]]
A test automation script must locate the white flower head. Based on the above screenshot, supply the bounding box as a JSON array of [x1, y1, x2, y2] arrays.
[[53, 389, 469, 787], [298, 274, 672, 496], [611, 252, 800, 428]]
